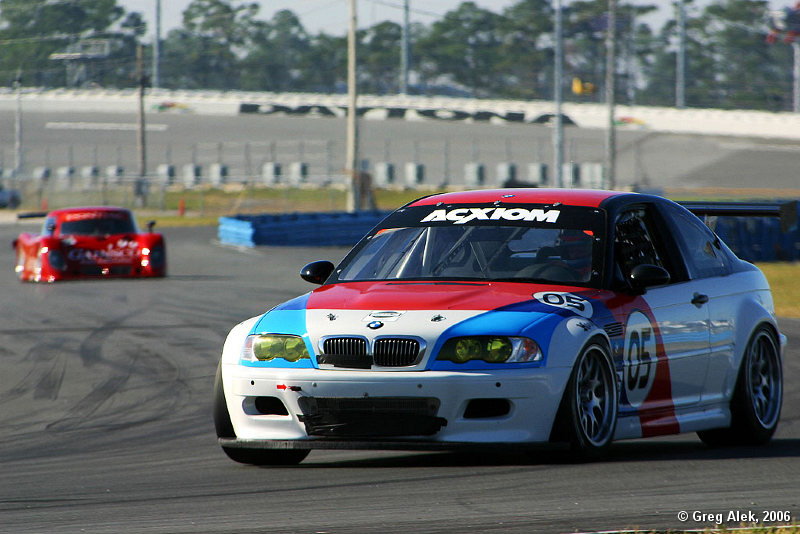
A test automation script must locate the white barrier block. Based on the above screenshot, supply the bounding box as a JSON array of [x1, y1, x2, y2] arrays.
[[288, 162, 308, 185], [562, 162, 580, 188], [79, 165, 99, 190], [261, 162, 281, 185], [156, 164, 176, 185], [527, 163, 548, 185], [579, 162, 604, 189], [55, 166, 74, 191], [209, 163, 228, 186], [182, 164, 201, 187], [373, 162, 395, 187], [496, 162, 517, 185], [105, 165, 124, 184], [32, 166, 51, 184], [404, 163, 424, 188], [464, 162, 485, 187]]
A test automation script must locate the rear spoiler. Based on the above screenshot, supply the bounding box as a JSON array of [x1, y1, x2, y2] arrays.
[[16, 211, 48, 220], [679, 200, 799, 233]]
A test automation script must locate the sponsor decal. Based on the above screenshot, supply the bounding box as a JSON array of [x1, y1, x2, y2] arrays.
[[420, 207, 560, 225], [63, 212, 127, 222], [67, 238, 140, 264], [533, 291, 593, 319]]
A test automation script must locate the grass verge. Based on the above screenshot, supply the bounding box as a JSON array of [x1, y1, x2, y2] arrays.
[[756, 262, 800, 318]]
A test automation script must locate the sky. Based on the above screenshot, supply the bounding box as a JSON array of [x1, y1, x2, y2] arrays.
[[119, 0, 792, 41], [120, 0, 517, 39]]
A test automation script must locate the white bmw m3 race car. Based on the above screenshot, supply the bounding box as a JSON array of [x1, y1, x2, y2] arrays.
[[214, 188, 785, 465]]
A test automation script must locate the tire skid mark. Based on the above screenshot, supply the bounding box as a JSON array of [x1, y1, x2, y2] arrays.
[[0, 339, 72, 402], [47, 355, 138, 431], [77, 309, 153, 368], [48, 337, 191, 432], [33, 355, 66, 401], [46, 308, 148, 431]]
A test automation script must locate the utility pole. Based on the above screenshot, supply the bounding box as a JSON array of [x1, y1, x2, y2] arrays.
[[13, 70, 22, 178], [345, 0, 360, 212], [136, 43, 148, 206], [553, 0, 564, 188], [400, 0, 410, 94], [676, 0, 686, 109], [153, 0, 161, 88], [604, 0, 617, 189], [793, 41, 800, 113]]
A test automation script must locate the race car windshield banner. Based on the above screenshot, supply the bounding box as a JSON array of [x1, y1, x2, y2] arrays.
[[381, 203, 605, 231]]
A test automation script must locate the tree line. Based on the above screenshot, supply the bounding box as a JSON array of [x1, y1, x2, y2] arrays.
[[0, 0, 795, 111]]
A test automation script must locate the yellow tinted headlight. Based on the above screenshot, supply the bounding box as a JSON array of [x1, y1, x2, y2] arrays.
[[454, 338, 482, 363], [437, 336, 541, 364], [485, 337, 513, 363], [243, 334, 310, 362]]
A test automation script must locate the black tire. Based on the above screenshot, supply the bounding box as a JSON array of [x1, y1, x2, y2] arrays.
[[698, 326, 782, 447], [551, 340, 618, 457], [213, 362, 310, 466]]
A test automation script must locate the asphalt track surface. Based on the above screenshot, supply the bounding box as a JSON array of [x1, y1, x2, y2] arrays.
[[1, 224, 799, 534]]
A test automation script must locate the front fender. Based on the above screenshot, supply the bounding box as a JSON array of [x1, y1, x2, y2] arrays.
[[544, 316, 610, 370], [220, 316, 260, 366]]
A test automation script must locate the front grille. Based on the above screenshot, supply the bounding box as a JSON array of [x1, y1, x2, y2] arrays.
[[374, 338, 421, 367], [319, 337, 422, 368], [322, 337, 367, 356], [298, 396, 446, 437]]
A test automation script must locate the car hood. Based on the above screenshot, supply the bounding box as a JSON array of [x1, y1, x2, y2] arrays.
[[306, 280, 578, 311], [252, 281, 601, 370]]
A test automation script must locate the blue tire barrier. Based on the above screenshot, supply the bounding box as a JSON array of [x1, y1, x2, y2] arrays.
[[714, 216, 800, 262], [217, 208, 800, 260], [218, 210, 390, 248]]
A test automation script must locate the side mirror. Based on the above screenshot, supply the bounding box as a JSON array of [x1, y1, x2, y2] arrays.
[[301, 260, 335, 285], [147, 220, 156, 233], [628, 264, 670, 293]]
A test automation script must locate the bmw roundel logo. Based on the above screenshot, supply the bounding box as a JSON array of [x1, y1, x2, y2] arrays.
[[367, 321, 384, 330]]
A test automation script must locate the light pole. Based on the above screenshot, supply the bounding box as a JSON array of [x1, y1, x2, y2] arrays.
[[136, 43, 148, 206], [676, 0, 686, 109], [153, 0, 161, 88], [793, 41, 800, 113], [346, 0, 360, 212], [604, 0, 617, 190], [553, 0, 564, 188], [400, 0, 410, 94], [13, 70, 22, 179]]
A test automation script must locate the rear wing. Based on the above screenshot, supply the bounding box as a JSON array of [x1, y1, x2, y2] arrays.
[[679, 201, 799, 233], [16, 211, 48, 220]]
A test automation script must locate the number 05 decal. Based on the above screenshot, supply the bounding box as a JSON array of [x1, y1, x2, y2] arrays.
[[623, 310, 658, 407], [533, 292, 593, 318]]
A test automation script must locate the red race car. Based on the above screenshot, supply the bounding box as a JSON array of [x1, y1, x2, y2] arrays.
[[13, 206, 166, 282]]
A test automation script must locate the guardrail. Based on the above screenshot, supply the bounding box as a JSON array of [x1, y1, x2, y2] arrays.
[[715, 216, 800, 262], [218, 210, 390, 247]]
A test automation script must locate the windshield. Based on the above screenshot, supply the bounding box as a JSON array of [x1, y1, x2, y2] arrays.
[[336, 204, 604, 286], [58, 213, 137, 236]]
